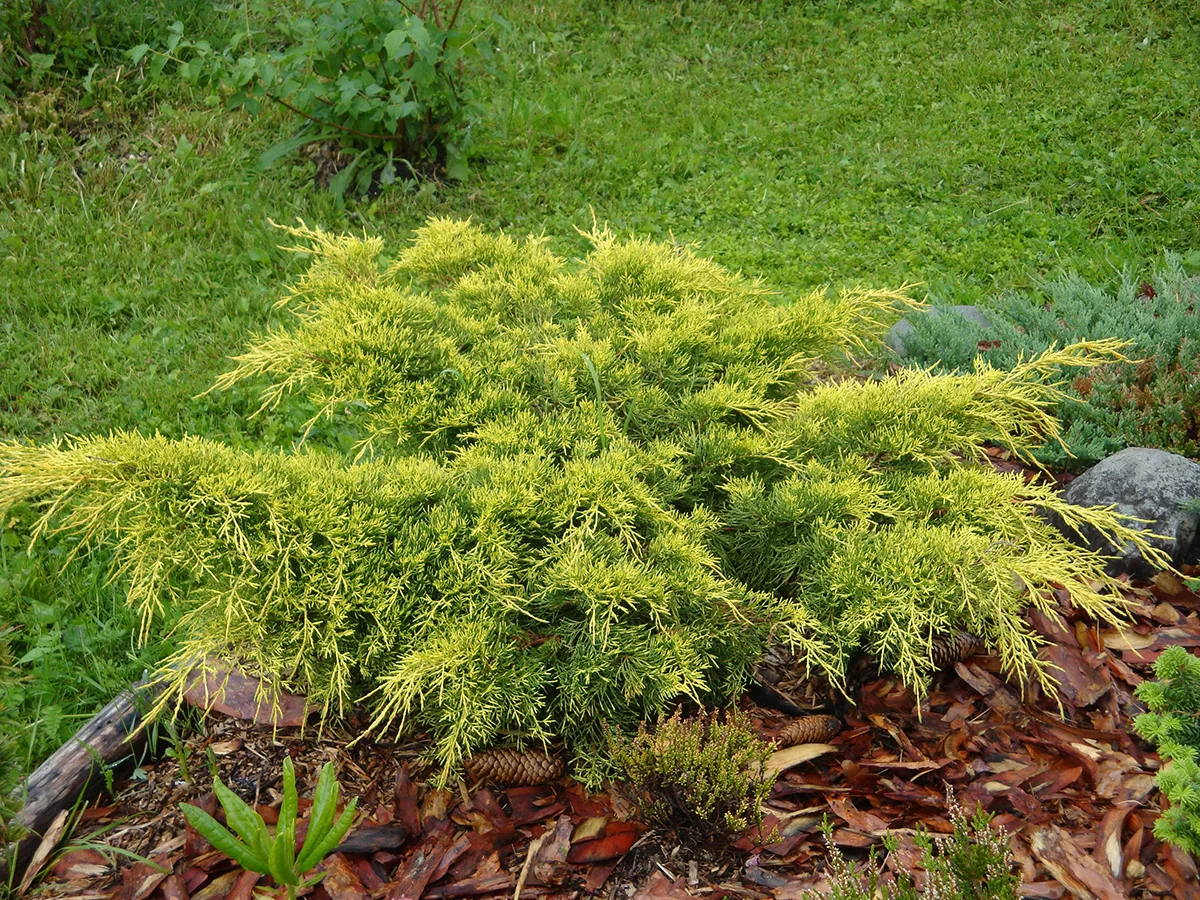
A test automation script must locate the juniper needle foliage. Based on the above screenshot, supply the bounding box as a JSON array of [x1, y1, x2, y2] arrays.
[[897, 255, 1200, 467], [0, 220, 1161, 780]]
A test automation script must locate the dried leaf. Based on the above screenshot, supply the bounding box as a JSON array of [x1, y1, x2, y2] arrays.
[[1041, 644, 1111, 708], [182, 661, 314, 727], [1098, 627, 1155, 651], [160, 875, 188, 900], [1030, 825, 1125, 900], [1149, 601, 1181, 624], [385, 828, 456, 900], [530, 815, 573, 886], [759, 743, 838, 780], [333, 824, 409, 855], [567, 821, 642, 863], [584, 861, 617, 893], [17, 809, 71, 896], [52, 849, 110, 881], [1094, 804, 1134, 879], [827, 796, 889, 835], [506, 784, 562, 826], [420, 788, 450, 825], [572, 816, 607, 843], [953, 661, 1021, 715], [321, 854, 368, 900], [634, 870, 693, 899], [422, 872, 512, 898], [1153, 571, 1186, 596], [222, 869, 259, 900], [1163, 844, 1200, 900], [124, 860, 172, 900], [393, 766, 421, 837], [191, 871, 241, 900]]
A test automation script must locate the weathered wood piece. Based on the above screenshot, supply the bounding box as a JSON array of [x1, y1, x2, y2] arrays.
[[2, 680, 165, 881]]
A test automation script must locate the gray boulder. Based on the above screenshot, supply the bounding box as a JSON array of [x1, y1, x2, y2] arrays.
[[1055, 448, 1200, 577], [886, 305, 994, 357]]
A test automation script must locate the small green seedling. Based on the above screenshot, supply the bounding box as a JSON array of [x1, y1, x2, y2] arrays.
[[180, 757, 357, 900]]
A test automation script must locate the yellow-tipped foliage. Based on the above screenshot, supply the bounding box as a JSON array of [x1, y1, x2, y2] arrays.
[[0, 220, 1163, 781]]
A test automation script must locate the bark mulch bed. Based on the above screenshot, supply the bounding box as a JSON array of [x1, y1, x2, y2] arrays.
[[13, 434, 1200, 900], [19, 567, 1200, 900]]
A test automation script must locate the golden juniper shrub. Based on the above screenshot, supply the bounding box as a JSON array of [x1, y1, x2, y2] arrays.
[[609, 708, 773, 837], [0, 219, 1164, 782]]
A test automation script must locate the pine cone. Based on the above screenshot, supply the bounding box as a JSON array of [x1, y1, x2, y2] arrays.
[[776, 714, 842, 747], [930, 631, 985, 669], [465, 748, 565, 786]]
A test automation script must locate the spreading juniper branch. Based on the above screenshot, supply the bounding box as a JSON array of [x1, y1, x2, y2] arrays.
[[0, 219, 1165, 784]]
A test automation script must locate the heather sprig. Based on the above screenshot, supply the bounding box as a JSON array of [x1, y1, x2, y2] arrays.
[[809, 793, 1018, 900], [609, 708, 773, 838]]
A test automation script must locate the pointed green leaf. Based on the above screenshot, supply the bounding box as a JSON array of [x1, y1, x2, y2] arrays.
[[278, 756, 298, 855], [213, 777, 270, 863], [180, 804, 269, 874], [269, 828, 300, 886], [296, 763, 338, 873], [444, 144, 468, 181], [296, 798, 357, 871], [384, 29, 412, 60], [258, 136, 316, 171], [327, 155, 361, 198]]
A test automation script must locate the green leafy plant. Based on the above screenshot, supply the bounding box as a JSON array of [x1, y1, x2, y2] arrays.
[[1133, 646, 1200, 858], [1, 1, 70, 99], [132, 0, 503, 194], [810, 796, 1019, 900], [0, 221, 1164, 785], [1, 0, 227, 102], [180, 756, 357, 900], [609, 708, 773, 838], [895, 255, 1200, 468], [0, 625, 23, 844]]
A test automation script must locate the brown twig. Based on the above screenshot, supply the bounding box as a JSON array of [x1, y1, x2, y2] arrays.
[[265, 91, 400, 144], [22, 0, 49, 55]]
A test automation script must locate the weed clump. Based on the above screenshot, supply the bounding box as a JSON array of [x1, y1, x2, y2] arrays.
[[0, 220, 1164, 782], [1134, 646, 1200, 858], [609, 708, 772, 839]]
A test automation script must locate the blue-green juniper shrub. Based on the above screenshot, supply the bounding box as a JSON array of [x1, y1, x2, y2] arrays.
[[895, 255, 1200, 468]]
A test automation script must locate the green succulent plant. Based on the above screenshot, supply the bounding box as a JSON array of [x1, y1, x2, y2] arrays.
[[180, 756, 357, 900]]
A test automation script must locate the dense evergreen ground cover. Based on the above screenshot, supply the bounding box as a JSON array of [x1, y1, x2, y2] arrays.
[[1, 0, 1197, 779]]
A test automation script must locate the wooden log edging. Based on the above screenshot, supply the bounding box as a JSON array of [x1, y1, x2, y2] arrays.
[[2, 679, 165, 882]]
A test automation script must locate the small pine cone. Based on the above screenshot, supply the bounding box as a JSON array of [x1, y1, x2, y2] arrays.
[[465, 748, 565, 786], [930, 631, 986, 669], [776, 715, 842, 747]]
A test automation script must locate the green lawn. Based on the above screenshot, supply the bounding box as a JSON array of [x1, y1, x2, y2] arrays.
[[1, 0, 1198, 777]]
